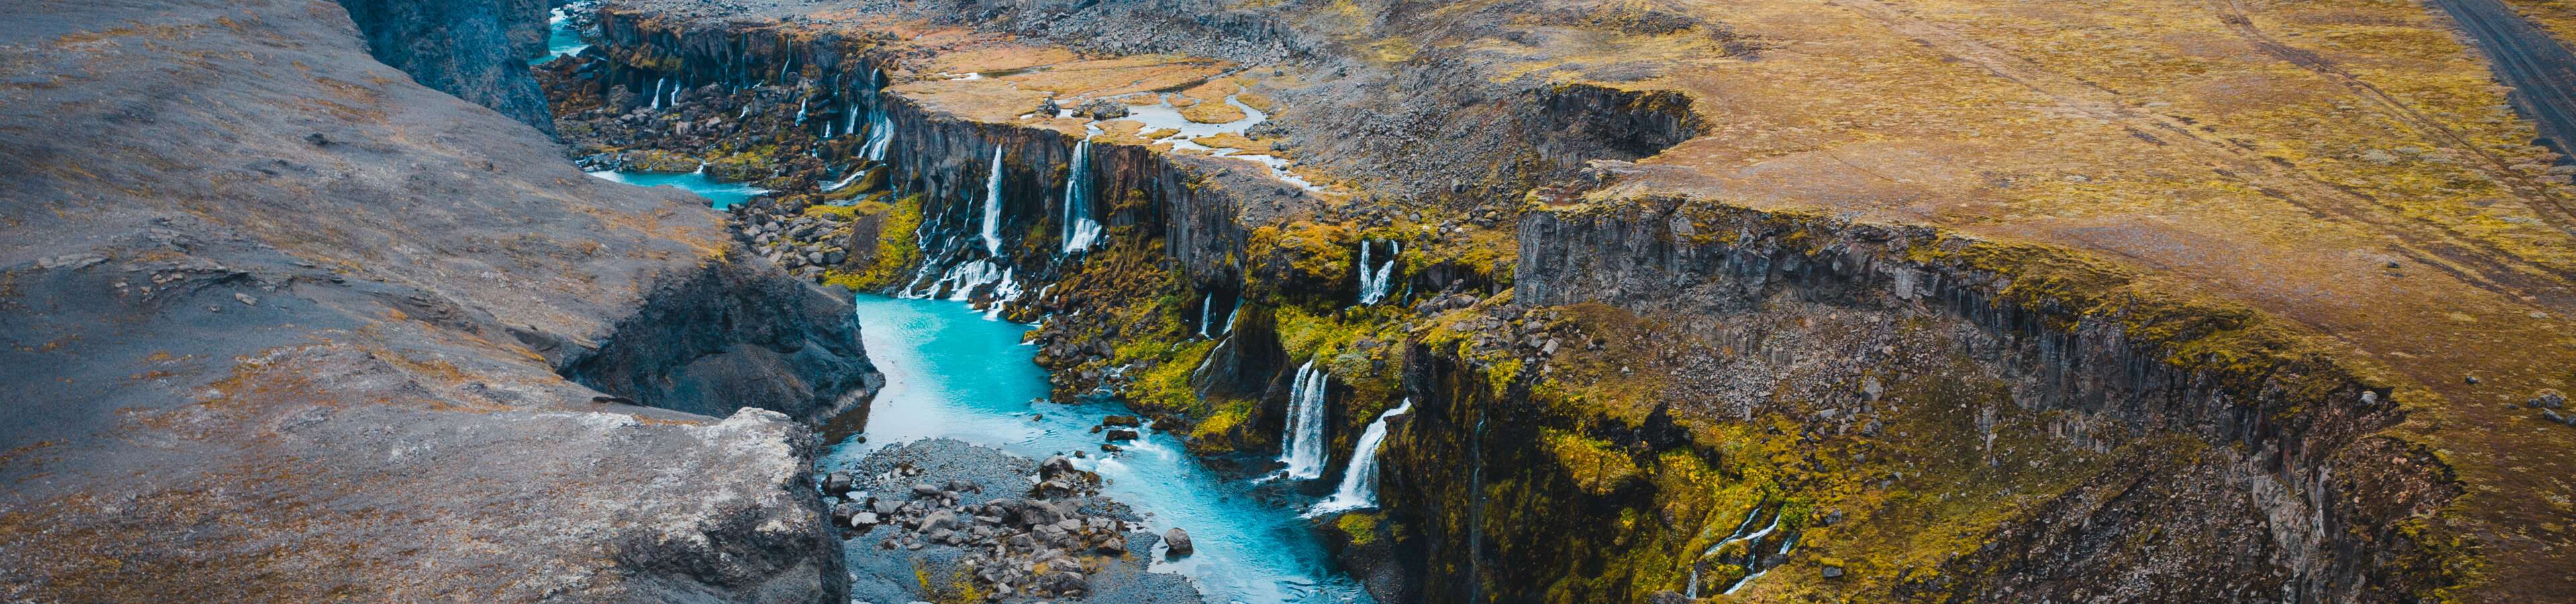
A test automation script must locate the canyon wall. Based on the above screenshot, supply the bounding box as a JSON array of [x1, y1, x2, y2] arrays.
[[556, 5, 2469, 600], [1364, 200, 2458, 601], [336, 0, 558, 132]]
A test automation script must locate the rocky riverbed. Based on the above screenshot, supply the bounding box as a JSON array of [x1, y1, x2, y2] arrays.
[[826, 439, 1201, 603]]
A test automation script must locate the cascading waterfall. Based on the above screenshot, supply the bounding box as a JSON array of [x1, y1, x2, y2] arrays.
[[1356, 240, 1399, 305], [822, 166, 864, 193], [1278, 360, 1331, 480], [794, 97, 808, 124], [1687, 504, 1797, 597], [1724, 534, 1799, 595], [650, 77, 667, 110], [981, 146, 1005, 256], [983, 268, 1022, 319], [1191, 335, 1232, 382], [1060, 137, 1104, 253], [1222, 298, 1240, 335], [1307, 398, 1413, 516]]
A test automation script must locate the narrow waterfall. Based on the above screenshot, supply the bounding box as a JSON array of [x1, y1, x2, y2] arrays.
[[1307, 398, 1414, 516], [1279, 360, 1330, 480], [1221, 298, 1240, 335], [822, 166, 864, 192], [794, 97, 808, 124], [842, 100, 860, 141], [862, 105, 895, 162], [650, 77, 666, 110], [1689, 503, 1798, 597], [1724, 534, 1799, 595], [1191, 335, 1232, 381], [981, 147, 1005, 256], [1356, 240, 1399, 305], [1060, 137, 1104, 253], [1197, 293, 1215, 338]]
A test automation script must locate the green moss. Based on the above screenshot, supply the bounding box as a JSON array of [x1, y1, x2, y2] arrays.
[[820, 193, 922, 291], [1541, 428, 1641, 495]]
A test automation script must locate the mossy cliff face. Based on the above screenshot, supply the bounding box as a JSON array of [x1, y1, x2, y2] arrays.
[[1354, 198, 2463, 602], [555, 6, 2473, 601], [559, 9, 1367, 460]]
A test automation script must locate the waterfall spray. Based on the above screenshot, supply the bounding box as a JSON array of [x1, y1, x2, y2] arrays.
[[1060, 137, 1104, 253], [1279, 360, 1330, 480], [1308, 398, 1414, 516]]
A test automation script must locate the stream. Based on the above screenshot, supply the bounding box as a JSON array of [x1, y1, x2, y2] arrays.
[[820, 295, 1372, 603]]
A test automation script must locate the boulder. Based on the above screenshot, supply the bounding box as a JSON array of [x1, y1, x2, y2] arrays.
[[1105, 429, 1140, 442], [1077, 98, 1128, 119], [1163, 527, 1194, 557]]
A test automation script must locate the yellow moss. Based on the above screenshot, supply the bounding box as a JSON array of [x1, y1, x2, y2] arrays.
[[1541, 427, 1642, 495], [1336, 511, 1383, 546], [1180, 101, 1244, 124], [820, 193, 923, 291]]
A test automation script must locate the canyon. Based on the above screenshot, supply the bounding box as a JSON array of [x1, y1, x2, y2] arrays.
[[8, 0, 2576, 602]]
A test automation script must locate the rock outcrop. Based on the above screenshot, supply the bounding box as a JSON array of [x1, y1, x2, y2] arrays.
[[828, 440, 1201, 603], [564, 258, 882, 422], [335, 0, 558, 132], [0, 0, 870, 600]]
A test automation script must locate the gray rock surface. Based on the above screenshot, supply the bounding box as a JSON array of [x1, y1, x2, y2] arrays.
[[831, 440, 1202, 603], [0, 0, 871, 600], [336, 0, 558, 132]]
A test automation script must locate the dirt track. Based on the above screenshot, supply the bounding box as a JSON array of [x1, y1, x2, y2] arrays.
[[2433, 0, 2576, 162]]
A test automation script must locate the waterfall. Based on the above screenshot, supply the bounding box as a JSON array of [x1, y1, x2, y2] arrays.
[[1279, 360, 1330, 480], [1307, 398, 1413, 516], [650, 77, 666, 110], [1060, 137, 1103, 253], [842, 101, 860, 141], [794, 97, 807, 124], [981, 147, 1005, 256], [983, 268, 1022, 319], [1356, 240, 1399, 305], [930, 259, 1004, 301], [1221, 298, 1240, 335], [1724, 534, 1799, 595], [1694, 504, 1797, 596], [822, 166, 864, 192], [1191, 335, 1232, 382], [862, 105, 895, 161], [1197, 293, 1215, 338]]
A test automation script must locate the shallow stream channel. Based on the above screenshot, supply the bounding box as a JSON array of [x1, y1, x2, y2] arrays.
[[821, 295, 1372, 603]]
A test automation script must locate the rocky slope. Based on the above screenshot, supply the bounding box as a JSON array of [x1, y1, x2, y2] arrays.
[[823, 439, 1201, 603], [0, 0, 875, 601], [540, 0, 2576, 601]]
